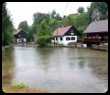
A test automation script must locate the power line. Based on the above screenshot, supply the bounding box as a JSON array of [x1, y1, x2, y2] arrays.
[[63, 2, 69, 16]]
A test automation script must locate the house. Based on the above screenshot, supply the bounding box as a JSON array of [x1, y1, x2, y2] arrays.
[[13, 29, 28, 43], [52, 26, 80, 46], [83, 19, 108, 46]]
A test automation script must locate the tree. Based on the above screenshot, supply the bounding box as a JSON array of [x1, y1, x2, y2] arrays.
[[77, 7, 84, 13], [87, 2, 108, 20], [32, 12, 50, 34], [2, 2, 14, 46], [50, 10, 56, 18], [18, 21, 29, 31], [36, 19, 53, 46], [37, 19, 52, 36]]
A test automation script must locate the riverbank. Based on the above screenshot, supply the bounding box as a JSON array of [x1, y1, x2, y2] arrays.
[[91, 43, 108, 51], [3, 84, 48, 93], [49, 42, 108, 51]]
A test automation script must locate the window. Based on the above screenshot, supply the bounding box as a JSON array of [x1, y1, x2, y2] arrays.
[[71, 37, 75, 40], [60, 37, 63, 41], [66, 37, 70, 41]]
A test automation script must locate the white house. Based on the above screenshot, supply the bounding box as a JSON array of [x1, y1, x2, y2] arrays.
[[52, 26, 80, 46]]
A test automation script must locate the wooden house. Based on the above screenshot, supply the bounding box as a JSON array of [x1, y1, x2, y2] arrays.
[[52, 26, 80, 46], [13, 29, 28, 43], [83, 19, 108, 46]]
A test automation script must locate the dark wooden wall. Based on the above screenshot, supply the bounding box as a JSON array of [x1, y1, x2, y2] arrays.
[[64, 27, 80, 36], [14, 30, 27, 38]]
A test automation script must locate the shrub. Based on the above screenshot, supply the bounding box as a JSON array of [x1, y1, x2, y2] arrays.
[[36, 36, 54, 47]]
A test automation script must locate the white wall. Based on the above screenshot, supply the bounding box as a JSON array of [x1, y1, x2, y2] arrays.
[[51, 36, 77, 46], [17, 38, 21, 42], [23, 38, 26, 42], [16, 38, 26, 42]]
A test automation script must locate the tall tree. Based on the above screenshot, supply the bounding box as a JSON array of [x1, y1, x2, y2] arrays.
[[2, 2, 14, 46], [37, 19, 52, 36], [18, 20, 29, 31], [37, 19, 53, 46], [51, 10, 56, 19], [32, 12, 50, 34], [87, 2, 108, 20]]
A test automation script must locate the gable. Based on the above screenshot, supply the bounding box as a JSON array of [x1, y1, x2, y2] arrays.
[[14, 30, 27, 38], [64, 26, 80, 36], [53, 26, 80, 36]]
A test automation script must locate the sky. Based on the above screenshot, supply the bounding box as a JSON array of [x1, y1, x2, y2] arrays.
[[6, 2, 91, 29]]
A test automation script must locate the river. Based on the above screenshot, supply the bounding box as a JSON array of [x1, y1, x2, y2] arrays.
[[2, 44, 108, 93]]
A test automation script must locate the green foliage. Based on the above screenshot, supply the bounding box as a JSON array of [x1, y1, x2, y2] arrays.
[[2, 2, 14, 46], [51, 10, 56, 18], [87, 2, 108, 20], [77, 7, 84, 13], [33, 12, 50, 25], [37, 36, 54, 47], [36, 19, 53, 46], [50, 10, 62, 20], [37, 19, 52, 36], [18, 21, 29, 31], [11, 83, 27, 89], [60, 12, 90, 35]]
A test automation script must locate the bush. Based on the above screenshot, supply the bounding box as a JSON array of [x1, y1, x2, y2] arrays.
[[36, 36, 54, 47]]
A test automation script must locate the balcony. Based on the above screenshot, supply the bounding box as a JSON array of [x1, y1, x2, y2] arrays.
[[83, 36, 108, 43], [83, 37, 101, 43]]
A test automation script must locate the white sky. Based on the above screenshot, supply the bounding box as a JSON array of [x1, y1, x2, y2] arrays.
[[6, 2, 91, 29]]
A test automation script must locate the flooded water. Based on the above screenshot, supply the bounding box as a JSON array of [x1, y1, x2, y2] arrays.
[[2, 44, 108, 93]]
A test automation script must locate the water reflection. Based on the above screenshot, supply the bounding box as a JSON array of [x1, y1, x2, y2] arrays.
[[2, 45, 108, 93]]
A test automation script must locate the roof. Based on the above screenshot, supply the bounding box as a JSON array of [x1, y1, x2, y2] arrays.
[[83, 19, 108, 33], [53, 26, 72, 36], [13, 29, 27, 35]]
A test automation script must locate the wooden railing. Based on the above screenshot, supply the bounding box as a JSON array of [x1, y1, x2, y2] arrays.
[[83, 37, 101, 43], [83, 37, 108, 43]]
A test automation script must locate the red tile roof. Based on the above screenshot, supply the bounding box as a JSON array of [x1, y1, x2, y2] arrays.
[[83, 19, 108, 33], [53, 26, 72, 36]]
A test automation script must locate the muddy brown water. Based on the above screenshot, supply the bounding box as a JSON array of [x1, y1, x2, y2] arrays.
[[2, 44, 108, 93]]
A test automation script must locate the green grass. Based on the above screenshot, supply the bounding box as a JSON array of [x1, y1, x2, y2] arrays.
[[11, 83, 27, 89]]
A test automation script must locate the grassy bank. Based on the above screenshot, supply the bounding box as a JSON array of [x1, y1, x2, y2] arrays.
[[2, 83, 48, 93]]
